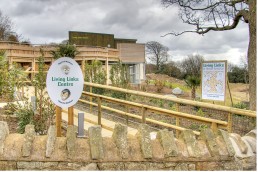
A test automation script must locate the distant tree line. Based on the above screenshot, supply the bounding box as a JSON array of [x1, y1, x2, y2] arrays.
[[146, 41, 248, 84]]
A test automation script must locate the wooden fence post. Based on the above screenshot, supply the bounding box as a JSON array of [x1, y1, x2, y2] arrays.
[[56, 106, 62, 137], [141, 106, 146, 123], [211, 122, 218, 133], [125, 93, 129, 125], [68, 106, 74, 125], [227, 113, 233, 133], [98, 97, 102, 126], [90, 86, 93, 113], [175, 103, 180, 138]]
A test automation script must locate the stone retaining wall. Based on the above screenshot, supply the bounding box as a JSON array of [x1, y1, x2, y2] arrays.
[[0, 121, 256, 170]]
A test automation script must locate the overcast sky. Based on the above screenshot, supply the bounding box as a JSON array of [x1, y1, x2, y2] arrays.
[[1, 0, 249, 64]]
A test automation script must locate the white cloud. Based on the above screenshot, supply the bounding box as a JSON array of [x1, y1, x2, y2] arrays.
[[0, 0, 249, 64]]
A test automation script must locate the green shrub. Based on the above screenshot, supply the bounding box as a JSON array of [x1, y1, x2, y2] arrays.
[[110, 61, 130, 99], [0, 53, 26, 101], [15, 50, 55, 134], [233, 102, 248, 109], [84, 60, 106, 95]]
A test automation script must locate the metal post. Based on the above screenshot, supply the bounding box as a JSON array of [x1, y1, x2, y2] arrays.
[[31, 96, 37, 112], [77, 112, 85, 137], [56, 106, 62, 137]]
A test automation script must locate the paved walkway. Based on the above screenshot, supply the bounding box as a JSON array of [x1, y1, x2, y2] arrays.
[[62, 108, 138, 137]]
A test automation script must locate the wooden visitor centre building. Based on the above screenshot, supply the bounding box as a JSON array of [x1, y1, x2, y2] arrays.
[[0, 31, 146, 84]]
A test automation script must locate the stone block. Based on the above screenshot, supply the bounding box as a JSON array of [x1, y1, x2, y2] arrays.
[[218, 129, 235, 156], [0, 161, 16, 170], [242, 136, 256, 153], [136, 124, 152, 159], [230, 133, 248, 154], [0, 121, 9, 154], [80, 163, 98, 170], [46, 125, 56, 157], [112, 123, 128, 159], [98, 162, 124, 170], [124, 162, 147, 170], [199, 129, 219, 156], [22, 124, 36, 157], [66, 125, 77, 157], [245, 129, 256, 138], [174, 163, 188, 171], [156, 129, 178, 157], [88, 126, 104, 159], [179, 129, 201, 157]]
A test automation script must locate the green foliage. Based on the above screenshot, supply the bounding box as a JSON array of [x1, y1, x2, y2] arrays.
[[185, 75, 200, 100], [84, 60, 106, 94], [158, 99, 164, 108], [0, 52, 26, 101], [189, 124, 208, 131], [50, 43, 79, 59], [196, 108, 204, 117], [110, 61, 130, 99], [13, 49, 55, 134], [160, 62, 184, 79], [154, 79, 165, 93], [16, 99, 34, 133], [228, 66, 248, 83], [233, 102, 248, 110]]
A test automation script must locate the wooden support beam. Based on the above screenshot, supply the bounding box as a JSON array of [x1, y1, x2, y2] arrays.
[[68, 106, 74, 125], [98, 97, 102, 126], [56, 106, 62, 137]]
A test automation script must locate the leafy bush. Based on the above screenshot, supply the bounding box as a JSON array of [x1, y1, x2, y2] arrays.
[[233, 102, 248, 110], [110, 61, 130, 99], [154, 79, 165, 93], [50, 43, 79, 59], [0, 52, 26, 101], [12, 50, 55, 134], [84, 60, 106, 94]]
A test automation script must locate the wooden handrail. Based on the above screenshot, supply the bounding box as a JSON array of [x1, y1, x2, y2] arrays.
[[83, 91, 228, 126], [78, 99, 201, 135], [84, 82, 256, 118]]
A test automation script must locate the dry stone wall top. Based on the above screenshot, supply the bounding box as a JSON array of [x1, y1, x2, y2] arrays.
[[0, 121, 256, 170]]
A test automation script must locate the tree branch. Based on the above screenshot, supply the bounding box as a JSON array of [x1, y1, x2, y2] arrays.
[[162, 9, 249, 36]]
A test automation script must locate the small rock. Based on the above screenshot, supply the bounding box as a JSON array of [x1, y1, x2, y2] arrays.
[[172, 87, 184, 95]]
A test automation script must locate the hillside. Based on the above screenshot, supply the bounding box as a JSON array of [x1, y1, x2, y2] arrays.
[[144, 73, 249, 107]]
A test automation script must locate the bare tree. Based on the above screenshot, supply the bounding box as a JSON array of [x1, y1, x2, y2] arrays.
[[0, 10, 19, 42], [161, 0, 256, 110], [146, 41, 169, 73], [180, 54, 204, 77]]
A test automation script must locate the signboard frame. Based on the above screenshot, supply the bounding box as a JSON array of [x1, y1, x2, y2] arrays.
[[46, 57, 84, 109], [201, 60, 227, 102]]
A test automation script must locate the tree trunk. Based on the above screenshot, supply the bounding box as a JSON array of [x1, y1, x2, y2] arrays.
[[191, 87, 196, 100], [248, 0, 256, 111]]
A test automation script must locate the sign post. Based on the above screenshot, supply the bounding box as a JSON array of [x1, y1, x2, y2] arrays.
[[201, 60, 227, 102], [47, 57, 84, 136]]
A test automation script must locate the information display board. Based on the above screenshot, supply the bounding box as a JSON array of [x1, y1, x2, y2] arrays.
[[201, 61, 227, 101], [46, 57, 84, 108]]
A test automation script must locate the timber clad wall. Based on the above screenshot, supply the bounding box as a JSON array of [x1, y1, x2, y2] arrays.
[[117, 43, 145, 63], [69, 31, 115, 48]]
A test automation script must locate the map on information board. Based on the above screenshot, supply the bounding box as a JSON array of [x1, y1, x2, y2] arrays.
[[201, 61, 227, 101]]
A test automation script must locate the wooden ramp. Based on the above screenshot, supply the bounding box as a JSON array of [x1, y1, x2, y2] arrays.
[[62, 108, 138, 137]]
